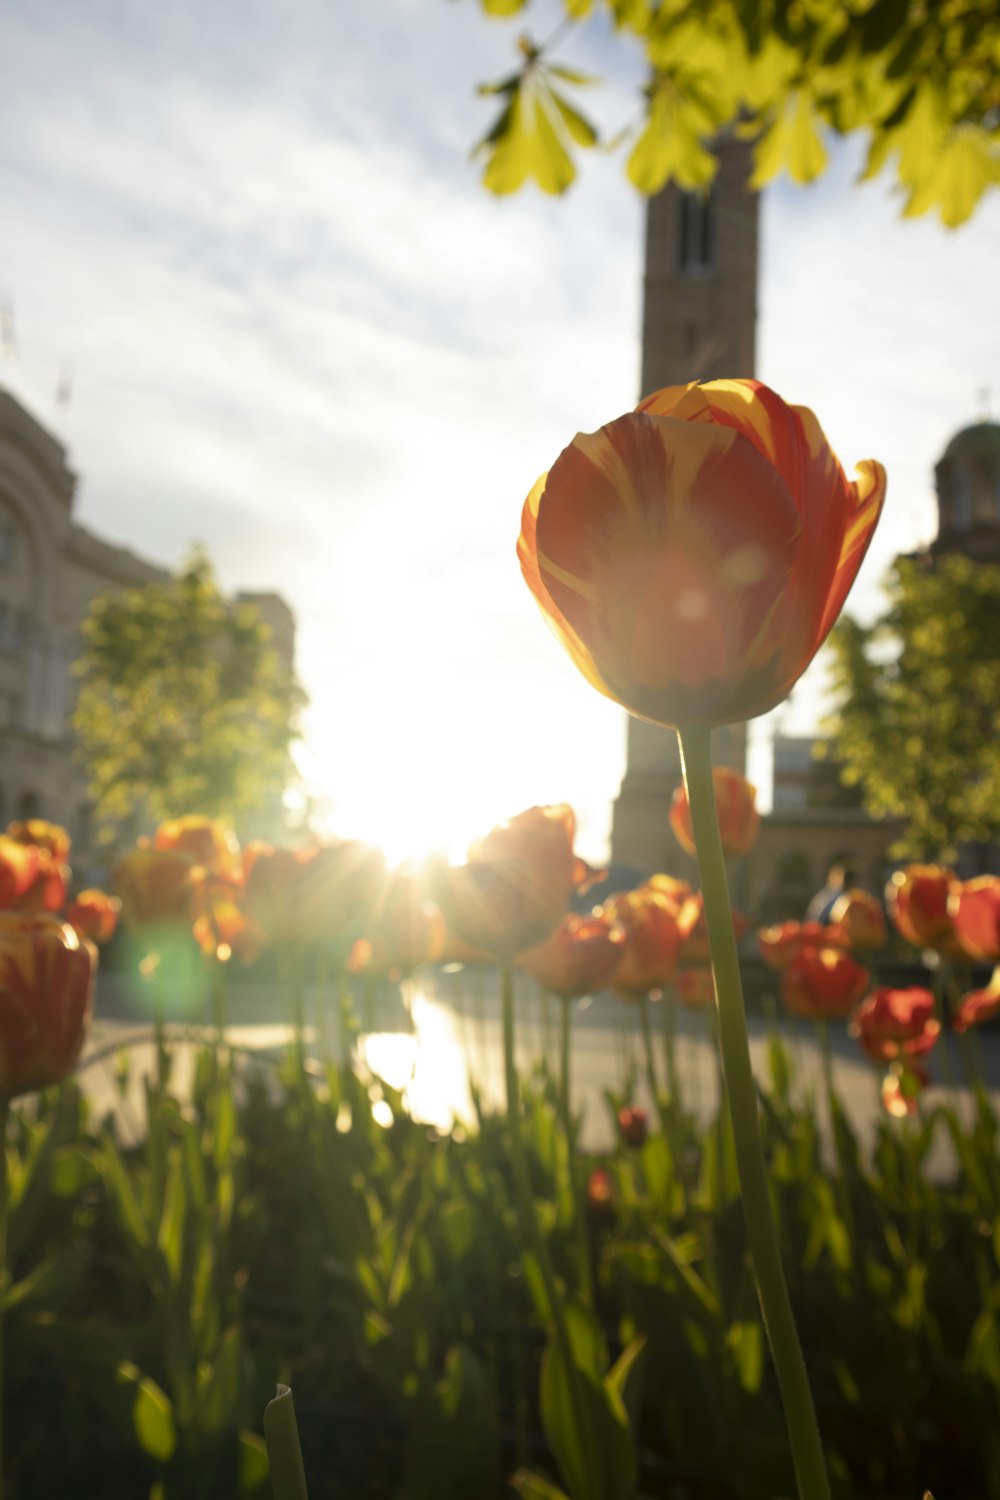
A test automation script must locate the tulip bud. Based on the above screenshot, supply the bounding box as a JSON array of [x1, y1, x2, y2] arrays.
[[670, 767, 760, 858], [617, 1105, 648, 1148], [0, 912, 95, 1098]]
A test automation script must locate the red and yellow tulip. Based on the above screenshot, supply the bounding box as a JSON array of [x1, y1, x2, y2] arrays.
[[0, 912, 95, 1098], [670, 766, 759, 858], [517, 910, 624, 1000], [518, 379, 885, 728], [781, 946, 869, 1021]]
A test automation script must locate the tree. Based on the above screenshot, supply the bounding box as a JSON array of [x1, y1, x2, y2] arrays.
[[470, 0, 1000, 225], [821, 552, 1000, 857], [73, 551, 304, 837]]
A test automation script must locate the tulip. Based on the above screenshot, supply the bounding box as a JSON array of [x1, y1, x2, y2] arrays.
[[518, 379, 885, 729], [617, 1105, 648, 1148], [781, 947, 869, 1021], [670, 767, 759, 857], [0, 912, 95, 1098], [601, 886, 681, 999], [65, 889, 121, 946], [113, 845, 198, 932], [758, 920, 841, 970], [586, 1167, 614, 1210], [245, 839, 385, 947], [6, 819, 71, 863], [850, 987, 940, 1065], [826, 888, 887, 953], [17, 849, 70, 914], [154, 816, 242, 881], [517, 911, 624, 1000], [644, 873, 692, 907], [949, 875, 1000, 963], [192, 876, 259, 963], [676, 966, 715, 1009], [349, 866, 445, 978], [953, 967, 1000, 1033], [431, 805, 598, 958], [0, 838, 40, 910], [885, 864, 957, 950], [676, 892, 748, 967]]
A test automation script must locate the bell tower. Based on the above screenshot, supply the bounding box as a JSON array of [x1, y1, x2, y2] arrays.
[[610, 134, 760, 875]]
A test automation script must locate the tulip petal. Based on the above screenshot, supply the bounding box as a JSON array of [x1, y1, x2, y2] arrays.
[[517, 475, 620, 705], [531, 412, 801, 726]]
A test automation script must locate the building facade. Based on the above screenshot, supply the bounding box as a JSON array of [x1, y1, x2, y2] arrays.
[[0, 388, 294, 875]]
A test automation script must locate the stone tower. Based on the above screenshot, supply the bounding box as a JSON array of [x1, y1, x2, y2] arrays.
[[610, 135, 760, 875]]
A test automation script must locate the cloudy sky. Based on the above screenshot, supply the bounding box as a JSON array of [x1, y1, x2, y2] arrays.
[[2, 1, 998, 863]]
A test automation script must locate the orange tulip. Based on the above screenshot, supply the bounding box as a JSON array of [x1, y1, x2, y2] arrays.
[[113, 846, 198, 932], [617, 1106, 648, 1148], [154, 816, 242, 881], [949, 875, 1000, 963], [17, 849, 70, 914], [850, 987, 940, 1065], [676, 892, 748, 967], [192, 875, 259, 963], [758, 920, 841, 970], [670, 767, 759, 857], [885, 865, 957, 950], [518, 379, 885, 729], [65, 889, 121, 946], [244, 839, 385, 946], [431, 805, 598, 958], [644, 873, 693, 908], [348, 866, 445, 978], [953, 967, 1000, 1033], [517, 911, 624, 1000], [0, 912, 95, 1098], [7, 819, 71, 863], [601, 886, 681, 998], [781, 946, 869, 1021], [0, 837, 39, 908], [826, 888, 887, 953], [676, 966, 715, 1009]]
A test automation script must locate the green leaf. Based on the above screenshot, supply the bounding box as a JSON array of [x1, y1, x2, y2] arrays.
[[196, 1327, 243, 1433], [118, 1362, 177, 1463], [480, 0, 527, 14], [539, 1334, 636, 1500], [727, 1320, 765, 1393], [512, 1471, 573, 1500], [606, 1335, 647, 1424], [551, 90, 599, 148], [239, 1430, 269, 1491], [752, 92, 828, 186]]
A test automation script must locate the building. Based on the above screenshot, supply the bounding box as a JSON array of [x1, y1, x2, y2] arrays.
[[0, 388, 295, 874], [610, 133, 757, 875], [608, 143, 1000, 917]]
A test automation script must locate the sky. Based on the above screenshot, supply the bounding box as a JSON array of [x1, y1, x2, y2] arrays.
[[1, 0, 998, 865]]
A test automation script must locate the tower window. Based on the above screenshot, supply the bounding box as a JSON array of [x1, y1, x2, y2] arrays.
[[678, 189, 715, 273]]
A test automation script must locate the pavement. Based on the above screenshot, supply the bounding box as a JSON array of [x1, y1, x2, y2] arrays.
[[80, 966, 1000, 1174]]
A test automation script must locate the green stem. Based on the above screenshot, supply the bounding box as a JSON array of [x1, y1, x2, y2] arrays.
[[500, 964, 597, 1489], [661, 986, 680, 1108], [818, 1022, 856, 1248], [558, 996, 593, 1304], [638, 994, 667, 1137], [679, 726, 830, 1500]]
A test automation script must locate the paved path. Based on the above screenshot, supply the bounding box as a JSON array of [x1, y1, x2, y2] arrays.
[[83, 968, 1000, 1174]]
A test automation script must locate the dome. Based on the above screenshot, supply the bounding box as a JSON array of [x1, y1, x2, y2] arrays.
[[940, 421, 1000, 464], [934, 420, 1000, 559]]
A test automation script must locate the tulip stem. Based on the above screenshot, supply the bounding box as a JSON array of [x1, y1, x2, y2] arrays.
[[679, 727, 831, 1500], [638, 995, 667, 1137], [500, 964, 598, 1491], [558, 995, 593, 1304]]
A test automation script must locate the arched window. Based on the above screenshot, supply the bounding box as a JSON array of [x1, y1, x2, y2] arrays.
[[678, 189, 715, 273], [16, 790, 40, 821]]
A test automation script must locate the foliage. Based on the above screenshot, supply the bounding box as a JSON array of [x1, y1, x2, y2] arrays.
[[470, 0, 1000, 224], [6, 962, 1000, 1498], [73, 552, 303, 838], [822, 552, 1000, 857]]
